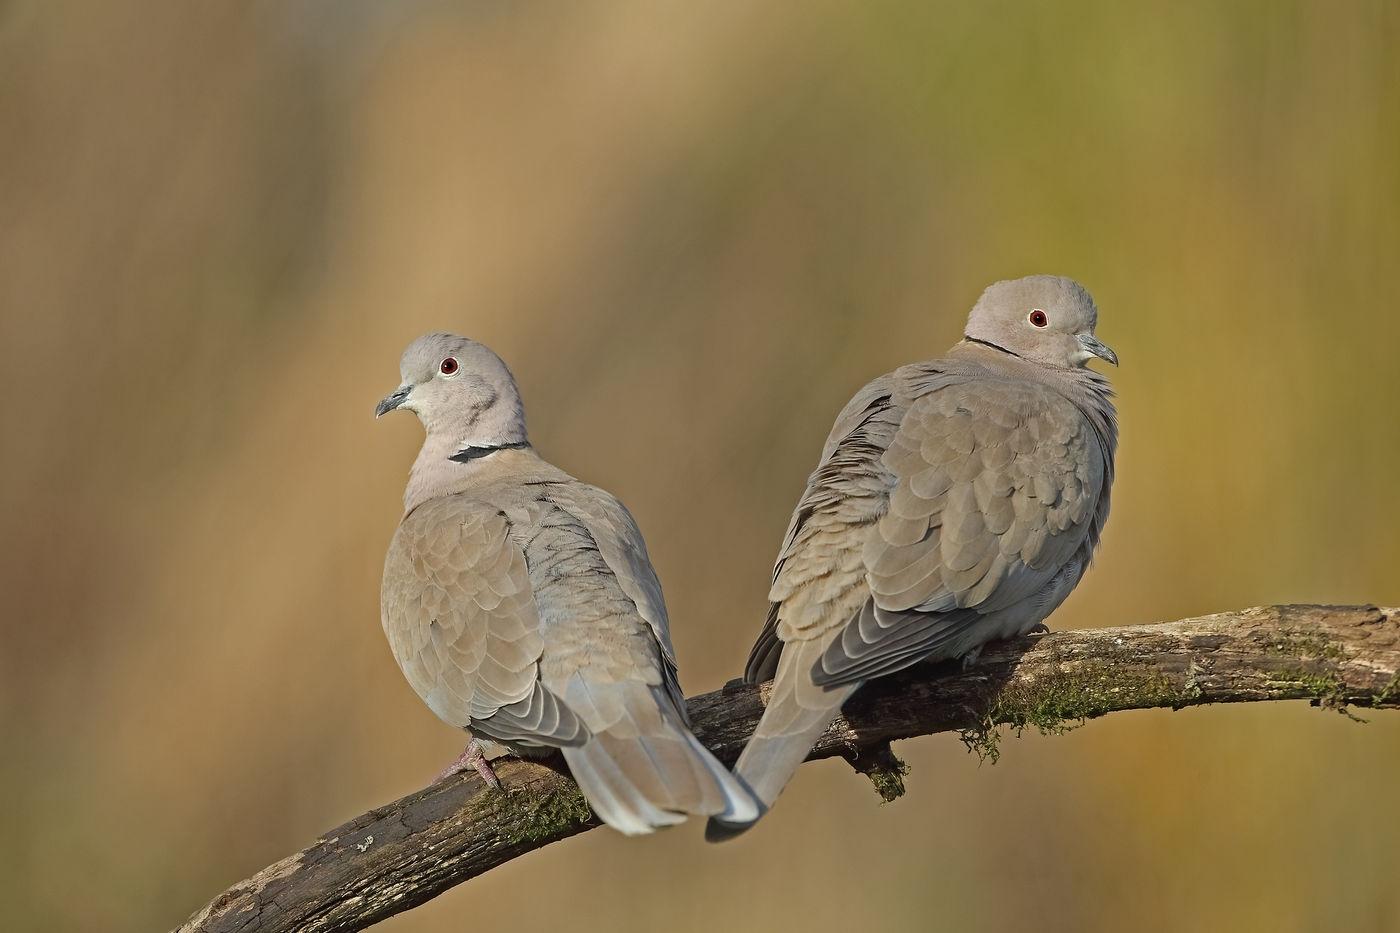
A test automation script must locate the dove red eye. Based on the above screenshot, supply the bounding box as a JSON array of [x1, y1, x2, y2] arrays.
[[440, 358, 459, 375], [1029, 309, 1048, 327]]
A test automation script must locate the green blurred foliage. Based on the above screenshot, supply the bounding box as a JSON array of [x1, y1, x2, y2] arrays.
[[2, 1, 1397, 931]]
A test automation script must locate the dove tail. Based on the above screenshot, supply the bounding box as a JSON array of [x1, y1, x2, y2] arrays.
[[705, 640, 861, 842], [562, 711, 761, 836]]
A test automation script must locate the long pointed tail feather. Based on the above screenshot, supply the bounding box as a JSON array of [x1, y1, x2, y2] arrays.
[[563, 716, 761, 836], [706, 639, 861, 841]]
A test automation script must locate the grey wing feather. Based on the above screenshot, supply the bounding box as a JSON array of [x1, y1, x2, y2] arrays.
[[469, 686, 588, 748], [812, 601, 982, 686], [381, 496, 587, 746], [744, 374, 901, 684], [716, 377, 903, 834], [513, 487, 760, 833], [815, 376, 1109, 686], [545, 482, 686, 713]]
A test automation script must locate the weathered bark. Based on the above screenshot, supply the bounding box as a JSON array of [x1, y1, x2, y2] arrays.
[[175, 604, 1400, 933]]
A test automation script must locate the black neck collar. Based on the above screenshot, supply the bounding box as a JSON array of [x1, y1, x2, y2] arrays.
[[448, 441, 529, 463], [961, 336, 1022, 359]]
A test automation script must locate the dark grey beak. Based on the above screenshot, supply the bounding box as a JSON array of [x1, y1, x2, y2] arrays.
[[375, 386, 412, 418], [1078, 334, 1119, 367]]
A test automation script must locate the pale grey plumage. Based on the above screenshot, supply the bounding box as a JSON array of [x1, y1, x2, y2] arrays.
[[379, 333, 759, 835], [708, 275, 1118, 840]]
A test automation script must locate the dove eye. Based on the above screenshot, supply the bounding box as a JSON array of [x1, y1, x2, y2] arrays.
[[440, 358, 459, 375], [1028, 309, 1048, 327]]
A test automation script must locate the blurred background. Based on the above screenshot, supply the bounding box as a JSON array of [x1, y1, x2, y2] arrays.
[[3, 1, 1398, 931]]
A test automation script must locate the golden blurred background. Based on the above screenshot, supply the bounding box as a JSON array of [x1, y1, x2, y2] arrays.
[[3, 2, 1398, 931]]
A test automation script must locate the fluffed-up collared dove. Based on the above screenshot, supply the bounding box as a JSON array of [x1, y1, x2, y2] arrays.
[[707, 275, 1118, 841], [378, 333, 759, 836]]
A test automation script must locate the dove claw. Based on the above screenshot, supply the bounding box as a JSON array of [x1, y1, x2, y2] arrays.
[[433, 739, 502, 791]]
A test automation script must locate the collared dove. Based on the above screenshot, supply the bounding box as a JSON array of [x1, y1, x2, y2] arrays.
[[707, 275, 1118, 841], [377, 333, 759, 836]]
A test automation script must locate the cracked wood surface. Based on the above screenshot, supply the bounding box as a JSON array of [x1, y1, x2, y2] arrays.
[[174, 604, 1400, 933]]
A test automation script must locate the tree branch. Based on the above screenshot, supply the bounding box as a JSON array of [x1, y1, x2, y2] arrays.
[[175, 604, 1400, 933]]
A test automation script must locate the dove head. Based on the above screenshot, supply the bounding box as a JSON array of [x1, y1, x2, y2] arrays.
[[964, 275, 1117, 369], [376, 333, 528, 453]]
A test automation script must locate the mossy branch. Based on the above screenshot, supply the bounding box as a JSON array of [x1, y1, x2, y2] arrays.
[[174, 604, 1399, 933]]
